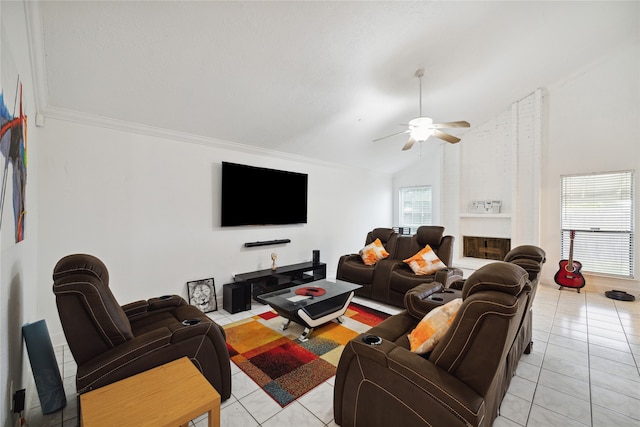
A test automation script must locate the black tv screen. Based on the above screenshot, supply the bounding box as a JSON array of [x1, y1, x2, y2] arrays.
[[221, 162, 308, 226]]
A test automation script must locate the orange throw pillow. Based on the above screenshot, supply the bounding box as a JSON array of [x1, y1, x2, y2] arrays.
[[359, 238, 390, 266], [403, 244, 447, 275], [408, 298, 462, 354]]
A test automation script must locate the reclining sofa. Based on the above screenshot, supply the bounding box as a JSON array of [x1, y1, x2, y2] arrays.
[[336, 226, 463, 307], [333, 245, 546, 427], [52, 254, 232, 400]]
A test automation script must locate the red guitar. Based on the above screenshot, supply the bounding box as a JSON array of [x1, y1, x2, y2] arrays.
[[554, 230, 585, 292]]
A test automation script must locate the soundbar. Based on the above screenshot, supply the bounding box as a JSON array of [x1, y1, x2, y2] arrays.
[[244, 239, 291, 247]]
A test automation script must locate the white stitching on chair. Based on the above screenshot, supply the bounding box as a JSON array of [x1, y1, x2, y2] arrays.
[[349, 340, 478, 424], [432, 299, 518, 369], [77, 339, 173, 393], [54, 282, 129, 346], [465, 280, 521, 297], [354, 379, 436, 426], [387, 358, 479, 421], [75, 333, 172, 382], [191, 322, 213, 360]]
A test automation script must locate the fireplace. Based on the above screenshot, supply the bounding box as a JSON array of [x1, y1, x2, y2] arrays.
[[463, 236, 511, 260]]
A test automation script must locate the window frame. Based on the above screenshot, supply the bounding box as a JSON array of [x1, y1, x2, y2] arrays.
[[560, 170, 635, 279], [399, 185, 433, 230]]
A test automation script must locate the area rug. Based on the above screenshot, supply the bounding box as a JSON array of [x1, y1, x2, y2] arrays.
[[223, 302, 391, 407]]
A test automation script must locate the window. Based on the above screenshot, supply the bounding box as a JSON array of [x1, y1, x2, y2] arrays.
[[399, 186, 432, 230], [560, 171, 634, 278]]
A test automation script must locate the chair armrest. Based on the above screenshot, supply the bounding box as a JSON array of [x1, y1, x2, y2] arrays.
[[404, 282, 444, 319], [449, 279, 466, 290], [169, 318, 227, 344], [335, 333, 484, 426], [122, 295, 186, 321], [121, 300, 149, 318], [76, 328, 173, 393], [147, 294, 185, 310], [434, 267, 464, 288]]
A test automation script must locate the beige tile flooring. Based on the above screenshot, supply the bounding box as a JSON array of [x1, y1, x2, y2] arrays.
[[27, 282, 639, 427]]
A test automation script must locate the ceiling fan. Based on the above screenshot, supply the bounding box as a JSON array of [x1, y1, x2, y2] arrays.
[[374, 69, 470, 151]]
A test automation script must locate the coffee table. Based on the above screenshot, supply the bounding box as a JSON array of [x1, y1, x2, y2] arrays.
[[257, 279, 362, 341]]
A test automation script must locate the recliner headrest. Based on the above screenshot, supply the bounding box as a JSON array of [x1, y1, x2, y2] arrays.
[[369, 228, 396, 244], [462, 261, 529, 299], [503, 245, 545, 281], [415, 226, 444, 247], [52, 253, 109, 285], [504, 245, 546, 264]]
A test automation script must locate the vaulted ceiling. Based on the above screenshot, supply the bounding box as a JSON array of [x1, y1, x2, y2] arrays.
[[29, 1, 635, 174]]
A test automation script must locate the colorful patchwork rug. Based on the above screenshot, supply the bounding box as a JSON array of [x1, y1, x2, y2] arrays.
[[223, 302, 391, 407]]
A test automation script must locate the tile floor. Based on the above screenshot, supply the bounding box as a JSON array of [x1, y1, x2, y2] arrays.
[[27, 282, 639, 427]]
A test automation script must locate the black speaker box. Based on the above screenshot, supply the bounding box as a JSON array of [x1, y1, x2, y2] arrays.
[[313, 250, 320, 264], [223, 282, 251, 314]]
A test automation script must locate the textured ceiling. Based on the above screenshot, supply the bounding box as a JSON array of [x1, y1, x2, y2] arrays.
[[32, 1, 636, 174]]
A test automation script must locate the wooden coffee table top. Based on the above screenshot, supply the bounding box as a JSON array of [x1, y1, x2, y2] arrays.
[[80, 357, 220, 427]]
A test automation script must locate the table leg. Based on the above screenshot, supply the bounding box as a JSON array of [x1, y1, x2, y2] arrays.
[[336, 316, 344, 324], [208, 408, 220, 427], [298, 327, 313, 342], [280, 319, 291, 331]]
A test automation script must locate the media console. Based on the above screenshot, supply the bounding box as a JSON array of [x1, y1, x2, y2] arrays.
[[223, 261, 327, 313]]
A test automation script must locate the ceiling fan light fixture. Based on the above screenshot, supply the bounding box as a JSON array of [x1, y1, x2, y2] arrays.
[[409, 117, 434, 141], [373, 68, 469, 148]]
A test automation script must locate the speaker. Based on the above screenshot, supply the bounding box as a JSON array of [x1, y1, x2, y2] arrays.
[[313, 250, 320, 264], [223, 282, 251, 314]]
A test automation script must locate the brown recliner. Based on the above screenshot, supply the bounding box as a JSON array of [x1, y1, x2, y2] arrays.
[[384, 225, 463, 306], [336, 228, 399, 299], [333, 261, 533, 427], [52, 254, 231, 400]]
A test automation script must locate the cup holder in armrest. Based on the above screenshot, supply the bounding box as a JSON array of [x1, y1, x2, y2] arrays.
[[430, 297, 444, 301], [362, 334, 382, 345], [182, 319, 201, 326], [158, 295, 172, 300], [442, 289, 456, 294]]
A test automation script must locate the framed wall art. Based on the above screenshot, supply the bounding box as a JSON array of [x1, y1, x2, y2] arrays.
[[187, 278, 217, 313]]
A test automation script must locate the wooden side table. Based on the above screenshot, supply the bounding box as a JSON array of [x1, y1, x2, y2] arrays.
[[80, 357, 220, 427]]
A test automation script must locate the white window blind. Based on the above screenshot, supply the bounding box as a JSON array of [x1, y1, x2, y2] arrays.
[[560, 171, 634, 278], [399, 186, 432, 229]]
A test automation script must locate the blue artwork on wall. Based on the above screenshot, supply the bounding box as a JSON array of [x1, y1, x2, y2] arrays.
[[0, 77, 27, 243]]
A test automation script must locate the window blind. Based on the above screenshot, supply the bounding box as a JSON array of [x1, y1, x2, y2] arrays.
[[560, 171, 634, 278], [400, 186, 432, 228]]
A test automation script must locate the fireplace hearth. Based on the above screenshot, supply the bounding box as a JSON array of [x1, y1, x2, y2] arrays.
[[463, 236, 511, 260]]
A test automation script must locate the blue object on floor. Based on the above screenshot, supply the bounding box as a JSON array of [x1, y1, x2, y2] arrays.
[[22, 319, 67, 414]]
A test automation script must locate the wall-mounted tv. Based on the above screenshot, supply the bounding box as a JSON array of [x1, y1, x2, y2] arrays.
[[221, 161, 308, 227]]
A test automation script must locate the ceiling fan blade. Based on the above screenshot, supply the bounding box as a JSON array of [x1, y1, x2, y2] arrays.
[[373, 129, 409, 142], [402, 137, 417, 151], [433, 130, 461, 144], [431, 121, 470, 129]]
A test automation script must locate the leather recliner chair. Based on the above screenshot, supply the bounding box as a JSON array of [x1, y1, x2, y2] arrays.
[[333, 260, 535, 427], [336, 227, 399, 299], [52, 254, 232, 400], [385, 225, 463, 306]]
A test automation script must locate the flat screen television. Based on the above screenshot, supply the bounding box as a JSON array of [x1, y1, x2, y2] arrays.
[[221, 161, 308, 226]]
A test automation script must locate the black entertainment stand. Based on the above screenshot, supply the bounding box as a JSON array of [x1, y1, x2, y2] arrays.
[[222, 261, 327, 314]]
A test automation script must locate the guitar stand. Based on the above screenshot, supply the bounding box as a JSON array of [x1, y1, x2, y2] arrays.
[[558, 285, 581, 293]]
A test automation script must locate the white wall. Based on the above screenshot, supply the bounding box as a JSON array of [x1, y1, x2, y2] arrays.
[[36, 118, 393, 343], [392, 141, 443, 226], [425, 37, 639, 293], [1, 2, 40, 426], [541, 40, 639, 293]]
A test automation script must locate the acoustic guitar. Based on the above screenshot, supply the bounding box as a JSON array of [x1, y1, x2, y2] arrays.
[[554, 230, 585, 292]]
